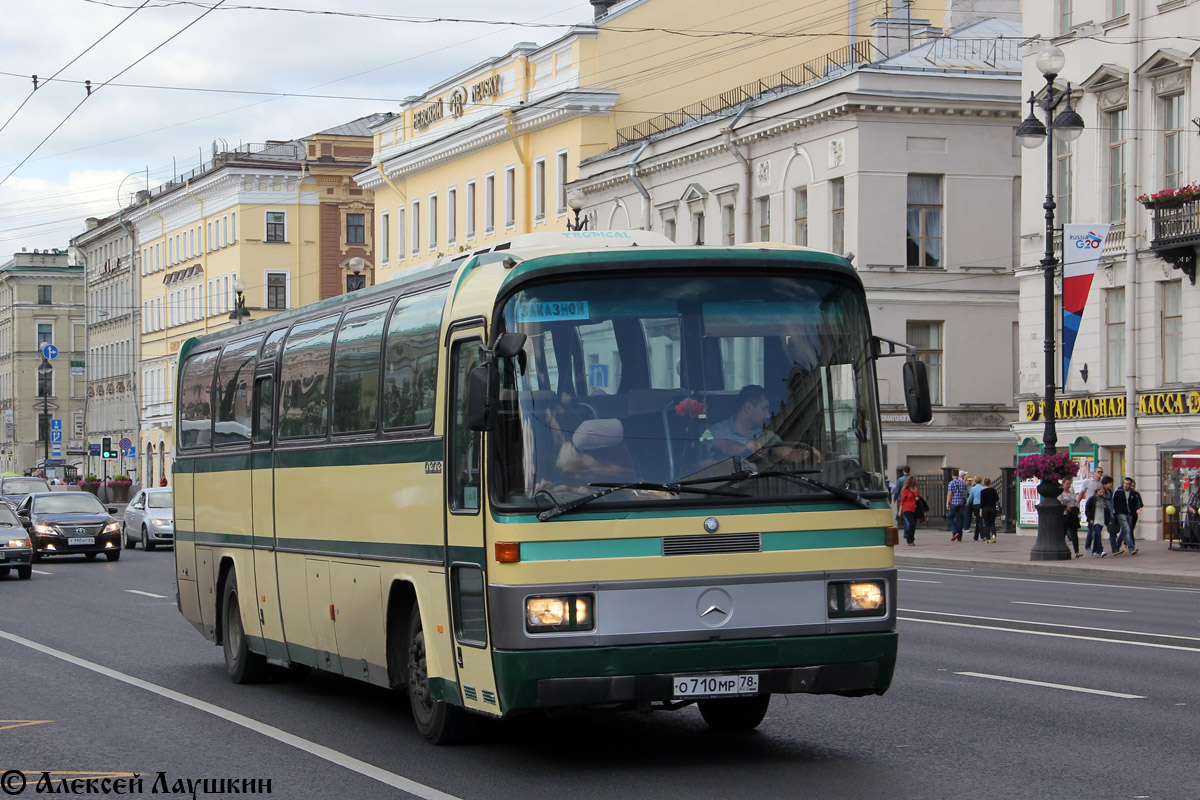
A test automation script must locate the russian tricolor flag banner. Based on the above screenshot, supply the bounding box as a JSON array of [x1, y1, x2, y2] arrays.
[[1061, 223, 1111, 386]]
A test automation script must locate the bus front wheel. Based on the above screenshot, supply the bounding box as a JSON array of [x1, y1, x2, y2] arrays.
[[698, 695, 771, 731], [222, 571, 268, 684], [406, 605, 471, 744]]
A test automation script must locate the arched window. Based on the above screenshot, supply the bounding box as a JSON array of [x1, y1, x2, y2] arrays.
[[145, 443, 155, 487]]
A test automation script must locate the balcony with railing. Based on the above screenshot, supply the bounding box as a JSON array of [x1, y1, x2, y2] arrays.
[[1149, 199, 1199, 284]]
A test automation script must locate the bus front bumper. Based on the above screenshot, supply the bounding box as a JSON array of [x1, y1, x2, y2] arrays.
[[493, 631, 896, 712]]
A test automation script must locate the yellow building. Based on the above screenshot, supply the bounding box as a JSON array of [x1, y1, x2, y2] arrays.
[[127, 116, 386, 484], [360, 0, 976, 277]]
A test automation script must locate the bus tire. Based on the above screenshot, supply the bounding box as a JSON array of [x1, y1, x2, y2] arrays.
[[222, 572, 268, 684], [406, 604, 471, 745], [697, 695, 771, 731]]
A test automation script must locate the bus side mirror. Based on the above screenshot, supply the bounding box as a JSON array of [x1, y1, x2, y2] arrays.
[[466, 364, 498, 432], [903, 360, 932, 423]]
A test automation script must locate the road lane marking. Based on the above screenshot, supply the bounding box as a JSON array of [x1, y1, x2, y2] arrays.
[[955, 672, 1144, 699], [899, 579, 943, 584], [0, 720, 51, 732], [904, 572, 1200, 594], [32, 570, 52, 575], [1011, 601, 1130, 613], [0, 629, 462, 800], [125, 589, 167, 599], [899, 568, 973, 574], [901, 616, 1200, 653], [902, 608, 1200, 643]]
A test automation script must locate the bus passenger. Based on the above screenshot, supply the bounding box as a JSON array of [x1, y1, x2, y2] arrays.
[[554, 418, 635, 486]]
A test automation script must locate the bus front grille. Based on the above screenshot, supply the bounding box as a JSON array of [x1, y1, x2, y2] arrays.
[[661, 533, 762, 556]]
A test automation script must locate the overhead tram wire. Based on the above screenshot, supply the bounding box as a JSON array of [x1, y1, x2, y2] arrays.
[[0, 1, 153, 140], [0, 0, 230, 190]]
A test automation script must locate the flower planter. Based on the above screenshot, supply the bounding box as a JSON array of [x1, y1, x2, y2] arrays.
[[107, 483, 131, 503], [79, 482, 101, 496]]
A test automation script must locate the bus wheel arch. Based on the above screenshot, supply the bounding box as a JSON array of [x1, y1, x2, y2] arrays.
[[385, 580, 418, 691], [218, 560, 267, 684]]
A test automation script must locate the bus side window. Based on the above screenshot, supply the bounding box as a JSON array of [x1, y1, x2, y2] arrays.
[[254, 376, 274, 444]]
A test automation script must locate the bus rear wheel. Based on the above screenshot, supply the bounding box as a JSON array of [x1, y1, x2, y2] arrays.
[[406, 605, 471, 744], [222, 571, 268, 684], [697, 695, 771, 731]]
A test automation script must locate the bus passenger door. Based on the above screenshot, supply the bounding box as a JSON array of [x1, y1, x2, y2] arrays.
[[251, 374, 287, 661], [444, 333, 499, 715]]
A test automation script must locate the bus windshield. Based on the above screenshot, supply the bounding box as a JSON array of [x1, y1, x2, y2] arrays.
[[493, 272, 884, 512]]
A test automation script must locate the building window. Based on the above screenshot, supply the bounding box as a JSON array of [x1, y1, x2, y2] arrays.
[[1162, 94, 1185, 190], [380, 211, 389, 263], [906, 174, 941, 267], [1059, 0, 1072, 32], [693, 211, 705, 245], [266, 211, 286, 242], [534, 158, 546, 221], [346, 213, 365, 244], [429, 194, 438, 249], [505, 166, 516, 228], [757, 197, 770, 242], [267, 272, 288, 310], [39, 413, 50, 444], [831, 178, 845, 256], [397, 207, 406, 259], [556, 151, 569, 212], [447, 187, 457, 244], [38, 369, 52, 398], [485, 174, 495, 233], [1111, 0, 1125, 17], [37, 285, 51, 304], [663, 216, 676, 242], [907, 321, 943, 405], [411, 200, 420, 255], [1056, 138, 1074, 224], [1163, 280, 1182, 384], [794, 188, 808, 246], [37, 323, 52, 349], [1107, 108, 1127, 223], [465, 181, 476, 239], [1106, 288, 1125, 388], [722, 203, 735, 245]]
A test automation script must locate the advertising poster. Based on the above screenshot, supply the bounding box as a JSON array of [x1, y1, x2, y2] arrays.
[[1019, 479, 1041, 527]]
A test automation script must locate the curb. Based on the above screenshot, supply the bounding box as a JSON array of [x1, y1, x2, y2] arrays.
[[894, 555, 1200, 587]]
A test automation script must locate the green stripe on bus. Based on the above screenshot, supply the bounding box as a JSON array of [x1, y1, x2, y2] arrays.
[[181, 530, 483, 565], [175, 439, 441, 473], [496, 500, 887, 524], [518, 528, 883, 561]]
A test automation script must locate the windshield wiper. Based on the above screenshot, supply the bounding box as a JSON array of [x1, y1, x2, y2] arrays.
[[676, 463, 871, 509], [536, 482, 749, 522]]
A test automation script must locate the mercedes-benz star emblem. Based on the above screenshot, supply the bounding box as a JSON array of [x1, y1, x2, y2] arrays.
[[696, 587, 733, 627], [703, 517, 719, 533]]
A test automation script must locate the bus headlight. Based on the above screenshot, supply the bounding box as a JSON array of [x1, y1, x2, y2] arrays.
[[525, 595, 594, 633], [827, 581, 887, 618]]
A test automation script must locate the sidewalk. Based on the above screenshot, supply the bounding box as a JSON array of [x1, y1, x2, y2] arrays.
[[894, 530, 1200, 586]]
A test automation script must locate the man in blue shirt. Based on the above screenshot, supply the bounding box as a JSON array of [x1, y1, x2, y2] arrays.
[[946, 470, 969, 541]]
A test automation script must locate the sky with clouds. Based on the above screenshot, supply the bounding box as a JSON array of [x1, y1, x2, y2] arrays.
[[0, 0, 592, 255]]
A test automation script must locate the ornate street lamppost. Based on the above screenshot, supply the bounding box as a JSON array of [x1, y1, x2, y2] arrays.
[[566, 190, 589, 231], [1016, 44, 1085, 561], [228, 278, 251, 325]]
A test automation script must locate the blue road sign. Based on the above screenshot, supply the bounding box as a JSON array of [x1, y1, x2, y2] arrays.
[[125, 446, 137, 458], [42, 343, 58, 360], [89, 444, 101, 456], [50, 418, 62, 431], [50, 430, 63, 444], [119, 437, 132, 451]]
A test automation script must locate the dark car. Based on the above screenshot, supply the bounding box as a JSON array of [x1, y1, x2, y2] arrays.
[[0, 476, 51, 510], [16, 492, 122, 562], [0, 503, 33, 579]]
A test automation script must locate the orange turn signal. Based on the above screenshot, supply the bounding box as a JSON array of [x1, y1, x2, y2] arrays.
[[884, 526, 899, 547], [495, 542, 521, 563]]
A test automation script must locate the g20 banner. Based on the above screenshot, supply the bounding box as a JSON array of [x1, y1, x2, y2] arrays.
[[1061, 223, 1111, 386]]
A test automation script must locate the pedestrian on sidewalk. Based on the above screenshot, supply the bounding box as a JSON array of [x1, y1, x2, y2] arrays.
[[1100, 476, 1121, 554], [1128, 478, 1143, 540], [1060, 476, 1082, 557], [899, 478, 922, 546], [1077, 465, 1104, 504], [893, 465, 912, 524], [968, 476, 985, 540], [979, 477, 999, 542], [1112, 476, 1143, 555], [1085, 482, 1112, 557], [946, 470, 969, 541]]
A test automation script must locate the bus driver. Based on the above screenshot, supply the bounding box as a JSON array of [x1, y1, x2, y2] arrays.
[[704, 385, 822, 465]]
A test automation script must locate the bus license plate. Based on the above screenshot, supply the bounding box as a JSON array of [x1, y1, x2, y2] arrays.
[[673, 674, 758, 698], [68, 537, 95, 546]]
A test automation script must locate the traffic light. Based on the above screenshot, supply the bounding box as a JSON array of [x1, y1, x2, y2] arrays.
[[101, 437, 118, 459]]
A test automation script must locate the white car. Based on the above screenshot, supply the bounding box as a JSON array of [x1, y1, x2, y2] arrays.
[[123, 488, 174, 550]]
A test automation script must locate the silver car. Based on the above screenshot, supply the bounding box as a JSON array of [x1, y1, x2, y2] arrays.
[[123, 488, 174, 550]]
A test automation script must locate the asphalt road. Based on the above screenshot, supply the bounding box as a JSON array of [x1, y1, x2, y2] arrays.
[[1, 550, 1197, 799]]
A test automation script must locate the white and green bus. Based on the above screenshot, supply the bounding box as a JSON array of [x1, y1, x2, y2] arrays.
[[174, 231, 930, 743]]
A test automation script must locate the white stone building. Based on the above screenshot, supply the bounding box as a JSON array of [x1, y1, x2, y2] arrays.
[[572, 15, 1024, 481], [1014, 0, 1200, 540]]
